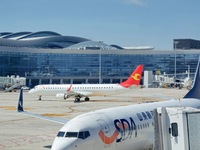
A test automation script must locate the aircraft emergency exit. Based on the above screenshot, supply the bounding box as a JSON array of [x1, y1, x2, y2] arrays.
[[28, 65, 143, 102]]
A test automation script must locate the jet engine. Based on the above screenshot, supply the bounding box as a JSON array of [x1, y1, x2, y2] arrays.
[[56, 93, 69, 100]]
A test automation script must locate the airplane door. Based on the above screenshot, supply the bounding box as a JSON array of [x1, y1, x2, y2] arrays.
[[97, 119, 111, 148]]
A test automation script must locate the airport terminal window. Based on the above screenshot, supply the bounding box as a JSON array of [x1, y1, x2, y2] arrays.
[[57, 131, 65, 137], [0, 48, 198, 81]]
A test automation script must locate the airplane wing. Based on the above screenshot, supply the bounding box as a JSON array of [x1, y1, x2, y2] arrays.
[[70, 91, 93, 97], [18, 88, 67, 125], [19, 111, 67, 124]]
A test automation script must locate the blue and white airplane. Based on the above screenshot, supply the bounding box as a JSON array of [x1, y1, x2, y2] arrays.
[[18, 58, 200, 150]]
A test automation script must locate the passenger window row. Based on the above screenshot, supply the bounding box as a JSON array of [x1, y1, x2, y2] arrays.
[[137, 122, 150, 130], [44, 86, 114, 90]]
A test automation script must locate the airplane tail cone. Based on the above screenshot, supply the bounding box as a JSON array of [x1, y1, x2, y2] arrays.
[[184, 56, 200, 99], [17, 88, 24, 112]]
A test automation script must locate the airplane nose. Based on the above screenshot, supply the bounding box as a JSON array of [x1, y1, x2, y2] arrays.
[[51, 137, 75, 150], [28, 90, 32, 94]]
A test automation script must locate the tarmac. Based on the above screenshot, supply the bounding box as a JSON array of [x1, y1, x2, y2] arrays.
[[0, 87, 188, 150]]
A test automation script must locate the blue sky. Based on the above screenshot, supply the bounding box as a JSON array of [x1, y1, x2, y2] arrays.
[[0, 0, 200, 49]]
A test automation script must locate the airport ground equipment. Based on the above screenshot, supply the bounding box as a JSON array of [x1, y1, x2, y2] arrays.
[[154, 107, 200, 150]]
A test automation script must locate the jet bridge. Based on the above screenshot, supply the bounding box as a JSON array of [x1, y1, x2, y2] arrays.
[[0, 75, 26, 91], [154, 107, 200, 150]]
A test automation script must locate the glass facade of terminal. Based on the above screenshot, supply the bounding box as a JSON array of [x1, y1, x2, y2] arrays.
[[0, 48, 199, 87], [1, 31, 199, 88]]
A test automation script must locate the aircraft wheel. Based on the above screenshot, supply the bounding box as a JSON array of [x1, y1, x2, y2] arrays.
[[75, 97, 80, 102], [64, 94, 67, 100], [85, 97, 90, 101]]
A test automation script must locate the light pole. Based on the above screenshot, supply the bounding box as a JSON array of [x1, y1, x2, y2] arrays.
[[174, 41, 179, 78], [99, 49, 102, 84]]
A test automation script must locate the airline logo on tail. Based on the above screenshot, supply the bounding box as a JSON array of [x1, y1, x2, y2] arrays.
[[120, 65, 143, 88], [132, 73, 141, 81]]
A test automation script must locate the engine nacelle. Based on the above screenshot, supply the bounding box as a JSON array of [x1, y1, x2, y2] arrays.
[[56, 93, 69, 100]]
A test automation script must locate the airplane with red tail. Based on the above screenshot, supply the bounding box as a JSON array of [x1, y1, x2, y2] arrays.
[[28, 65, 143, 102]]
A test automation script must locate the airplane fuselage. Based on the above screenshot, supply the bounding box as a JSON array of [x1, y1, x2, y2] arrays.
[[28, 65, 143, 101], [29, 84, 132, 98], [51, 98, 200, 150]]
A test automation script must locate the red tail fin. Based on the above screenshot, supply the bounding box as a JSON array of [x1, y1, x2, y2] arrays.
[[120, 65, 143, 88]]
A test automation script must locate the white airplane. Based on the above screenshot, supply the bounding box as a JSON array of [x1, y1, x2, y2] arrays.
[[28, 65, 143, 102], [18, 58, 200, 150]]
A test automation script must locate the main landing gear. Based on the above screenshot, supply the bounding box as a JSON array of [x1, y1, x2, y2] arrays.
[[84, 97, 90, 101], [74, 97, 80, 102], [38, 95, 42, 100], [74, 96, 90, 102]]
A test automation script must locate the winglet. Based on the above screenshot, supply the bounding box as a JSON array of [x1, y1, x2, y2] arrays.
[[120, 65, 143, 88], [17, 88, 24, 112], [184, 56, 200, 99]]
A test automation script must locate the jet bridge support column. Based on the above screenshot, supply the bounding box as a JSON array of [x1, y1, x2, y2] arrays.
[[60, 79, 63, 84], [110, 79, 112, 83], [39, 79, 42, 84], [50, 79, 52, 84], [70, 79, 73, 84], [85, 79, 88, 84]]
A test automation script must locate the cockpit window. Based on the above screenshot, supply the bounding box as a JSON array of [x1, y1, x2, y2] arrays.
[[78, 131, 90, 139], [63, 131, 91, 139], [65, 132, 78, 138], [57, 131, 65, 137]]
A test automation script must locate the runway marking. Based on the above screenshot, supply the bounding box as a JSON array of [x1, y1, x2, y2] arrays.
[[42, 113, 66, 117], [0, 106, 16, 110], [0, 106, 32, 110], [0, 134, 55, 149]]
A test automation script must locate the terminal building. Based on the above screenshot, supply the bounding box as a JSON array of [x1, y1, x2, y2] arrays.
[[0, 31, 200, 88], [174, 39, 200, 50]]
